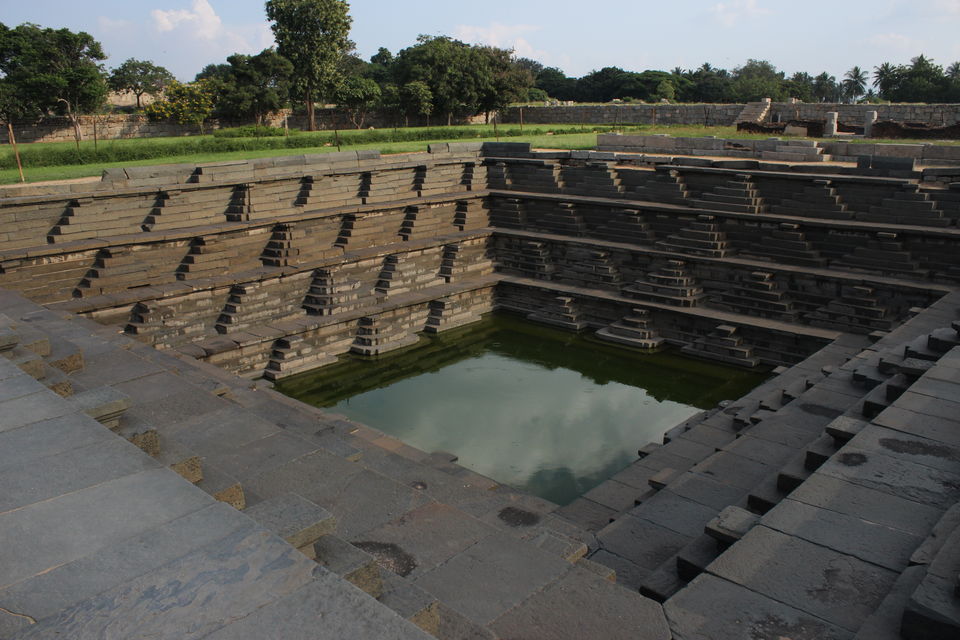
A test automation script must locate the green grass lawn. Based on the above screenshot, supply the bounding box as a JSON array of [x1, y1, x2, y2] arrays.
[[1, 122, 955, 186]]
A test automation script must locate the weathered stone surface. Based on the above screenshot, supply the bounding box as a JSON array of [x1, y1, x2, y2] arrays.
[[244, 492, 336, 549], [0, 503, 248, 622], [0, 437, 159, 514], [412, 533, 569, 625], [706, 526, 898, 632], [490, 566, 670, 640], [312, 535, 383, 597], [817, 445, 960, 510], [0, 391, 75, 432], [854, 565, 925, 640], [0, 468, 212, 589], [356, 503, 494, 577], [16, 527, 319, 639], [628, 490, 719, 537], [705, 506, 759, 545], [761, 498, 922, 570], [665, 574, 854, 640], [665, 471, 747, 511], [204, 572, 433, 640], [597, 514, 692, 572], [787, 473, 942, 538], [0, 413, 112, 471]]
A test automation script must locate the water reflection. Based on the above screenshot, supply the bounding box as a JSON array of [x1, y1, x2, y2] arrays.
[[277, 314, 769, 505]]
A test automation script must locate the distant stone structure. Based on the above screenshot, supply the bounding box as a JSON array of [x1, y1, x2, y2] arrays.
[[1, 140, 960, 638]]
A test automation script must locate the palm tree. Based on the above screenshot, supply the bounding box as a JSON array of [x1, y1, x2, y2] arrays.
[[873, 62, 896, 95], [843, 66, 868, 102], [947, 61, 960, 80], [813, 72, 838, 102]]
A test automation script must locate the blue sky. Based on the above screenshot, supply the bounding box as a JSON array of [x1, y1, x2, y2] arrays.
[[5, 0, 960, 81]]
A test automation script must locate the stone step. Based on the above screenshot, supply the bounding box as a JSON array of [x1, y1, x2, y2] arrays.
[[244, 493, 337, 559]]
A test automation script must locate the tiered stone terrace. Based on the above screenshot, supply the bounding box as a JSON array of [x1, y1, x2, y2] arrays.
[[1, 141, 959, 639]]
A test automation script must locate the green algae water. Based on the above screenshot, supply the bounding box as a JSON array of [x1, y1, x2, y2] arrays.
[[276, 314, 769, 505]]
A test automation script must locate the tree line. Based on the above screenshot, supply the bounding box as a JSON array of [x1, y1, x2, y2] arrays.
[[2, 0, 960, 137], [535, 57, 960, 104]]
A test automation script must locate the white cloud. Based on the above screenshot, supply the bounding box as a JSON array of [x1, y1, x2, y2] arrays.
[[866, 32, 915, 51], [142, 1, 274, 77], [454, 22, 547, 60], [710, 0, 772, 27], [97, 16, 132, 32], [934, 0, 960, 14], [152, 0, 223, 40]]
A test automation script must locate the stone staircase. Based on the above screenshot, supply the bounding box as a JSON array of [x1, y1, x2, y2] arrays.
[[758, 139, 832, 163], [623, 260, 706, 307], [528, 296, 589, 331], [743, 222, 828, 268], [595, 309, 665, 351], [655, 214, 734, 259], [558, 294, 960, 640], [681, 324, 760, 368], [689, 174, 765, 214], [735, 100, 771, 125], [712, 270, 798, 322]]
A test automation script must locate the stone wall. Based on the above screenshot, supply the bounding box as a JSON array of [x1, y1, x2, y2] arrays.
[[500, 103, 960, 127], [768, 102, 960, 126], [2, 110, 485, 145], [499, 104, 744, 126], [597, 133, 960, 166]]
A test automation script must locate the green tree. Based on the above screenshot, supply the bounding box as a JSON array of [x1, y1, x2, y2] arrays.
[[0, 22, 108, 119], [265, 0, 352, 130], [653, 79, 675, 101], [368, 47, 394, 84], [399, 80, 432, 126], [144, 80, 215, 133], [203, 49, 293, 124], [682, 63, 732, 102], [335, 75, 380, 128], [872, 62, 899, 99], [474, 46, 534, 117], [784, 72, 814, 102], [947, 61, 960, 80], [393, 36, 481, 125], [729, 59, 787, 102], [535, 67, 576, 101], [842, 66, 868, 102], [108, 58, 174, 109], [812, 72, 839, 102]]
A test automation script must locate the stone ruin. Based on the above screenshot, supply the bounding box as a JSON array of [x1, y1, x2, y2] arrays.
[[1, 140, 960, 638]]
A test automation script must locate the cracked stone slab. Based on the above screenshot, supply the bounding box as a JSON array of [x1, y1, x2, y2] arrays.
[[0, 468, 213, 589], [665, 573, 854, 640], [490, 565, 670, 640], [761, 498, 922, 571], [15, 527, 320, 639], [816, 445, 960, 510], [0, 437, 159, 515], [787, 473, 942, 538], [204, 573, 435, 640], [354, 502, 495, 578], [0, 413, 112, 472], [706, 525, 897, 632], [244, 492, 336, 550], [412, 532, 569, 626], [0, 502, 249, 623], [596, 514, 692, 572]]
